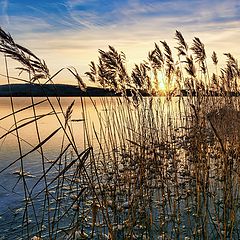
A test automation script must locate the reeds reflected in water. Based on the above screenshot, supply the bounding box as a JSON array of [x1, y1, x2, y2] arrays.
[[0, 27, 240, 239]]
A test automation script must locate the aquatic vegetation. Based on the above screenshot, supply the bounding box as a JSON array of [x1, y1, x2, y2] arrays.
[[0, 27, 240, 239]]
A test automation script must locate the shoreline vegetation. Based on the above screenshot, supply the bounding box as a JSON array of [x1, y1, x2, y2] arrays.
[[0, 27, 240, 239], [0, 27, 239, 99]]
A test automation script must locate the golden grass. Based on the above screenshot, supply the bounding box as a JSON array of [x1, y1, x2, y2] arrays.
[[0, 27, 240, 239], [207, 106, 240, 146]]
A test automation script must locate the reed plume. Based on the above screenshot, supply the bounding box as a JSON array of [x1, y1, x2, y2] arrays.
[[184, 56, 195, 76], [191, 37, 209, 89], [160, 40, 174, 85], [212, 51, 218, 65], [218, 53, 239, 93], [148, 43, 164, 92], [131, 64, 144, 88], [97, 46, 129, 93], [191, 37, 206, 63], [184, 56, 197, 92], [224, 53, 239, 78], [85, 61, 97, 82], [65, 100, 75, 123], [131, 63, 151, 92], [148, 43, 164, 70], [67, 67, 86, 91], [211, 73, 218, 86], [0, 27, 49, 80], [160, 41, 174, 65], [175, 30, 188, 56]]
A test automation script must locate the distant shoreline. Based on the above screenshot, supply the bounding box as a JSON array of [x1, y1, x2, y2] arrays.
[[0, 83, 239, 97], [0, 83, 151, 97]]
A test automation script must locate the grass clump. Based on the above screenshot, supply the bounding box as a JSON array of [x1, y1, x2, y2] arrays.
[[0, 27, 240, 239]]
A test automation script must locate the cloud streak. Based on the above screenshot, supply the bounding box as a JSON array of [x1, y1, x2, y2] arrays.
[[0, 0, 239, 83], [1, 0, 9, 24]]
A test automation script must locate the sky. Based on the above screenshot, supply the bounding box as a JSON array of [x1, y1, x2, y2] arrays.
[[0, 0, 240, 85]]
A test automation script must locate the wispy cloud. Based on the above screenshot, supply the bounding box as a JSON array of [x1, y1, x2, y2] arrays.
[[0, 0, 239, 83], [1, 0, 9, 24]]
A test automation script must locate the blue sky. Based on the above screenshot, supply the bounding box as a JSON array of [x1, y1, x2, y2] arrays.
[[0, 0, 240, 84]]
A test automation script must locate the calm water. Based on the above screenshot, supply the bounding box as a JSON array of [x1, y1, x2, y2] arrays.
[[0, 97, 105, 239], [1, 96, 240, 239], [0, 96, 189, 239]]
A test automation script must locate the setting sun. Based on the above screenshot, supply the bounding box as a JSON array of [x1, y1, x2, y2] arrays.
[[157, 72, 166, 93], [151, 71, 177, 95]]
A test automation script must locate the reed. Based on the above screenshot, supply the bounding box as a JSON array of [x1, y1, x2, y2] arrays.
[[0, 27, 240, 239]]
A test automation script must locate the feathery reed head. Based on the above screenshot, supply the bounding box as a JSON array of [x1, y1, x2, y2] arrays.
[[91, 45, 129, 93], [148, 43, 164, 70], [212, 51, 218, 65], [191, 37, 206, 63], [85, 61, 97, 82], [175, 30, 188, 56], [160, 40, 174, 76], [65, 100, 75, 123], [185, 55, 196, 78], [0, 27, 50, 80]]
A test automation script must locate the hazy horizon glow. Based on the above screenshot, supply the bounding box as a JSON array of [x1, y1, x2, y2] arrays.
[[0, 0, 240, 85]]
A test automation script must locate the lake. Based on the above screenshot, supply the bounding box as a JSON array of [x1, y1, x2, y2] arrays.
[[0, 96, 240, 239], [0, 97, 103, 239]]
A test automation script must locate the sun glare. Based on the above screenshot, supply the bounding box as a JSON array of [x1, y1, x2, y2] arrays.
[[157, 72, 167, 93], [151, 71, 176, 95]]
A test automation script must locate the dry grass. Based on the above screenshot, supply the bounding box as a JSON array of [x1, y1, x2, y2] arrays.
[[0, 27, 240, 239], [207, 106, 240, 144]]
